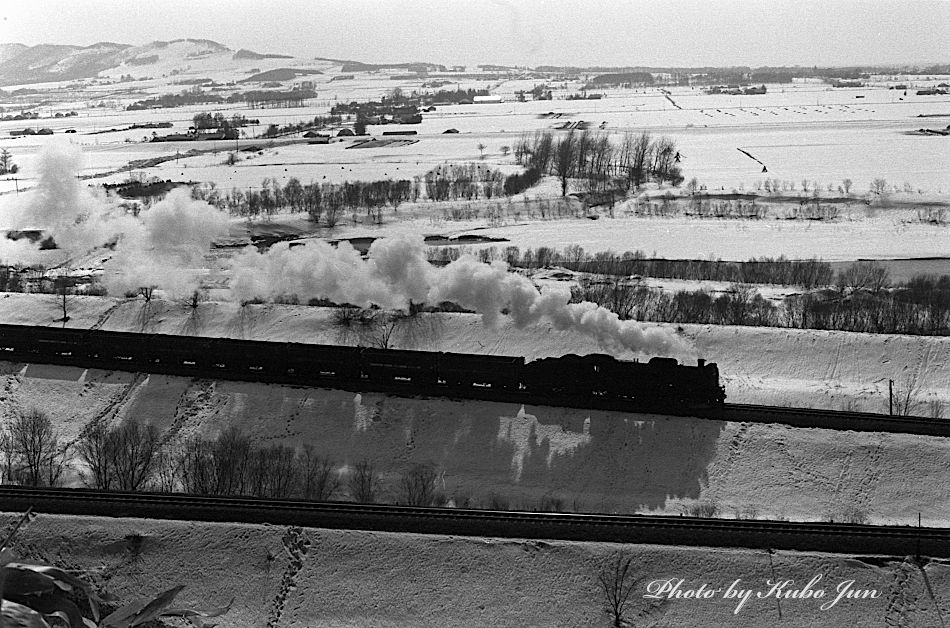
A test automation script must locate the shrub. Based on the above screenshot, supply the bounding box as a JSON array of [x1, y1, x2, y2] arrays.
[[682, 500, 719, 518], [397, 463, 443, 506]]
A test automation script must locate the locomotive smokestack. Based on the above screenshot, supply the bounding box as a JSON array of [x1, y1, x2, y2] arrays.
[[698, 358, 706, 367]]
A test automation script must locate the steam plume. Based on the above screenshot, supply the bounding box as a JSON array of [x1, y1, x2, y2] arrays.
[[0, 143, 229, 297], [102, 188, 230, 297], [0, 142, 135, 263], [230, 234, 689, 356]]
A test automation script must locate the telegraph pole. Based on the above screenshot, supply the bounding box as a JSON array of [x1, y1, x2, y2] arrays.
[[889, 379, 894, 415]]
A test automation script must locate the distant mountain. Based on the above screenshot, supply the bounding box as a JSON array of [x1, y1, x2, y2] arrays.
[[0, 38, 236, 86], [0, 42, 131, 86], [0, 44, 28, 65], [0, 38, 448, 87]]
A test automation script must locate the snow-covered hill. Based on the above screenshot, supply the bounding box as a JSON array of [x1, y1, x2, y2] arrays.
[[0, 38, 327, 87]]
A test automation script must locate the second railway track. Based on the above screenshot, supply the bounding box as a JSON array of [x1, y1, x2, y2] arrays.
[[1, 486, 948, 558]]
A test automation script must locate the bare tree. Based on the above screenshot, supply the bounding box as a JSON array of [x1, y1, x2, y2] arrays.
[[269, 444, 301, 498], [247, 443, 299, 498], [109, 419, 160, 491], [348, 459, 379, 503], [553, 131, 577, 196], [184, 289, 206, 310], [599, 551, 637, 628], [76, 422, 114, 489], [397, 462, 442, 506], [179, 436, 217, 495], [0, 148, 17, 175], [55, 271, 71, 323], [0, 430, 15, 483], [77, 419, 160, 490], [369, 313, 401, 349], [836, 261, 890, 294], [891, 379, 920, 416], [212, 426, 252, 495], [3, 409, 70, 487], [651, 136, 682, 185], [628, 132, 653, 189], [154, 446, 183, 493], [299, 445, 340, 501]]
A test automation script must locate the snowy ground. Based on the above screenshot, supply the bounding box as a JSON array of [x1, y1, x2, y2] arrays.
[[3, 512, 948, 627], [5, 80, 950, 196]]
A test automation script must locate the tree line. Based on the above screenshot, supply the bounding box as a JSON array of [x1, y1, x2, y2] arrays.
[[190, 162, 523, 224], [571, 266, 950, 337], [0, 413, 458, 507], [515, 130, 684, 196], [427, 245, 834, 289], [1, 411, 601, 512]]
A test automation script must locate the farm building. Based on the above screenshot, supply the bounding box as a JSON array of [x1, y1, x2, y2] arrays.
[[473, 95, 503, 104]]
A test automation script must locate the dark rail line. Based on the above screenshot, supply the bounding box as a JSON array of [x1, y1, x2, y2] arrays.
[[705, 403, 950, 437], [1, 487, 946, 557], [0, 323, 943, 436], [5, 351, 946, 437]]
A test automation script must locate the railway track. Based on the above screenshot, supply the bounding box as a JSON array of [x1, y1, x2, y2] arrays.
[[703, 404, 950, 437], [1, 486, 946, 558], [3, 348, 945, 437], [0, 323, 943, 436]]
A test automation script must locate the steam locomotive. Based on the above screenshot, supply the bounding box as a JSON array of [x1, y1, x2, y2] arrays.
[[0, 324, 725, 409]]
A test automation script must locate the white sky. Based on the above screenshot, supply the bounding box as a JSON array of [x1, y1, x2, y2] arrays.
[[2, 0, 949, 67]]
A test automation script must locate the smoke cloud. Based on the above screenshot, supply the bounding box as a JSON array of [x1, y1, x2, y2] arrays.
[[229, 234, 689, 357], [101, 188, 230, 297], [3, 144, 686, 356], [0, 142, 135, 263], [0, 142, 229, 297]]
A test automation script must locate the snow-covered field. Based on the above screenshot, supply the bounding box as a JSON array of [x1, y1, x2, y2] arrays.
[[3, 45, 950, 627], [4, 512, 947, 627], [5, 80, 950, 195]]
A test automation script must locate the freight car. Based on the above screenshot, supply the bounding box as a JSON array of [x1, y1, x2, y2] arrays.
[[0, 324, 725, 409]]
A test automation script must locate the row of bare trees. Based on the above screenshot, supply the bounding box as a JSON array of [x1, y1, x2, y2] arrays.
[[192, 177, 417, 224], [427, 244, 834, 289], [422, 163, 508, 201], [2, 416, 452, 504], [515, 130, 684, 196], [572, 270, 950, 336], [191, 163, 523, 224]]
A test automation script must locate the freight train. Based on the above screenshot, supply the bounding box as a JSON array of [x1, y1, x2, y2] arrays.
[[0, 324, 725, 409]]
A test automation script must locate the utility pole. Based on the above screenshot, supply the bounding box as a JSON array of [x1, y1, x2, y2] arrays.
[[889, 378, 894, 415]]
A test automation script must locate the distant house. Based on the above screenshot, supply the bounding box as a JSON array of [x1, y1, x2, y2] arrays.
[[473, 95, 503, 104], [442, 128, 459, 134], [304, 131, 330, 143]]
